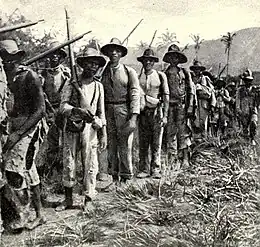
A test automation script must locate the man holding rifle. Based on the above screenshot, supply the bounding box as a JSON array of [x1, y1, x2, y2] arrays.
[[137, 48, 169, 179], [56, 47, 107, 210], [41, 42, 71, 177], [0, 39, 46, 230]]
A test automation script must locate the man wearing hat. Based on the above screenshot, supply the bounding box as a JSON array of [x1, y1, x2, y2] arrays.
[[136, 48, 169, 179], [41, 41, 71, 178], [225, 81, 237, 131], [56, 47, 107, 210], [100, 38, 140, 187], [0, 55, 8, 236], [0, 39, 46, 230], [236, 69, 258, 144], [190, 60, 216, 141], [162, 44, 195, 169], [211, 78, 230, 136]]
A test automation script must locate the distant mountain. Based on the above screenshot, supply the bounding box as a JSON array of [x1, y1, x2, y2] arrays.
[[122, 27, 260, 78]]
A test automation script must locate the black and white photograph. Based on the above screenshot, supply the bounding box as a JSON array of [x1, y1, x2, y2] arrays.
[[0, 0, 260, 246]]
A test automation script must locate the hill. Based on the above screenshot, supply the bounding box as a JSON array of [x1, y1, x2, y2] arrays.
[[122, 27, 260, 78]]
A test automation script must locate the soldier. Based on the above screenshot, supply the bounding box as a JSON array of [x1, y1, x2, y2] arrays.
[[190, 60, 216, 142], [0, 39, 46, 230], [56, 47, 107, 210], [211, 78, 231, 136], [0, 55, 8, 237], [100, 38, 140, 188], [162, 44, 195, 169], [225, 81, 237, 131], [236, 69, 258, 145], [40, 42, 70, 173], [137, 48, 169, 179]]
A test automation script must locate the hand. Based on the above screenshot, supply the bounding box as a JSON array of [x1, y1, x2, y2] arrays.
[[46, 113, 55, 126], [3, 132, 21, 154], [186, 106, 194, 119], [99, 136, 107, 152], [160, 117, 168, 127], [72, 108, 93, 123], [121, 115, 137, 134], [92, 116, 103, 130]]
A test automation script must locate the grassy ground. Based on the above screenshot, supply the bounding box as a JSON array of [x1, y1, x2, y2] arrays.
[[1, 136, 259, 247]]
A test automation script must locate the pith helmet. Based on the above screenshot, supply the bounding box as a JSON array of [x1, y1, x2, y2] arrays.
[[0, 39, 25, 60]]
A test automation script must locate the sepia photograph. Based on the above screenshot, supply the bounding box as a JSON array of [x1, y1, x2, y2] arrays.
[[0, 0, 260, 246]]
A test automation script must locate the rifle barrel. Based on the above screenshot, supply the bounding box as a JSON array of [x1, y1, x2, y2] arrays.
[[122, 19, 143, 44], [0, 19, 44, 34], [23, 31, 91, 66]]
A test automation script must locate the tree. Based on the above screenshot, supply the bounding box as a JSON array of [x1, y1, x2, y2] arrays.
[[0, 10, 57, 66], [181, 43, 189, 52], [221, 32, 236, 77], [190, 34, 204, 60], [157, 29, 179, 51], [136, 40, 149, 51]]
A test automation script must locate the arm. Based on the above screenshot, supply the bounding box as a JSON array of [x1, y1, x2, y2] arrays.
[[96, 83, 107, 150], [128, 67, 140, 117], [222, 89, 231, 103], [16, 70, 45, 136], [183, 69, 196, 116]]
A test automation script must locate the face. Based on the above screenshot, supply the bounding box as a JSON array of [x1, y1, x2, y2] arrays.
[[244, 78, 253, 86], [107, 47, 122, 64], [142, 58, 155, 71], [193, 68, 202, 76], [48, 51, 63, 68], [2, 56, 17, 73], [81, 58, 100, 77], [168, 55, 180, 66]]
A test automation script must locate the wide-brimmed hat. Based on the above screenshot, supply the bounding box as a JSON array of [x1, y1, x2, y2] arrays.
[[226, 81, 236, 88], [47, 41, 67, 58], [101, 38, 128, 57], [137, 48, 159, 63], [241, 69, 254, 81], [76, 47, 106, 68], [162, 44, 187, 64], [202, 70, 217, 81], [0, 39, 25, 60], [190, 60, 206, 71], [215, 78, 226, 88]]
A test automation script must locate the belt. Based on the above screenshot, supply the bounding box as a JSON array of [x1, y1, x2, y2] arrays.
[[169, 101, 185, 106], [105, 100, 128, 105]]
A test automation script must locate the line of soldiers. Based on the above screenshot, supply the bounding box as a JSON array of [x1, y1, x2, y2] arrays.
[[0, 35, 258, 235]]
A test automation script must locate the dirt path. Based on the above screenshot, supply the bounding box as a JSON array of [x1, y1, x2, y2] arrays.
[[1, 180, 114, 247]]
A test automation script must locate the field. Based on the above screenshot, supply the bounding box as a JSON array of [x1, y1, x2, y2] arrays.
[[1, 135, 260, 247]]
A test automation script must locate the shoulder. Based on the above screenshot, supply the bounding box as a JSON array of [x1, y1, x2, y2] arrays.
[[123, 65, 138, 75], [16, 66, 40, 81]]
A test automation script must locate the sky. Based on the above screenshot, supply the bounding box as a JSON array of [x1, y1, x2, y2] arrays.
[[1, 0, 260, 49]]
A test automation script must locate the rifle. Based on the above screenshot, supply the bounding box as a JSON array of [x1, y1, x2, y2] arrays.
[[138, 30, 157, 78], [218, 64, 227, 79], [64, 9, 94, 120], [122, 19, 143, 45], [0, 19, 44, 34], [23, 31, 91, 66]]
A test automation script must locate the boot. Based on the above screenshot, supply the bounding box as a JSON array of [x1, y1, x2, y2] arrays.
[[55, 187, 73, 211]]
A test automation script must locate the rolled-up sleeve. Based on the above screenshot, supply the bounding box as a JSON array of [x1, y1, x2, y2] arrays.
[[128, 67, 140, 115]]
